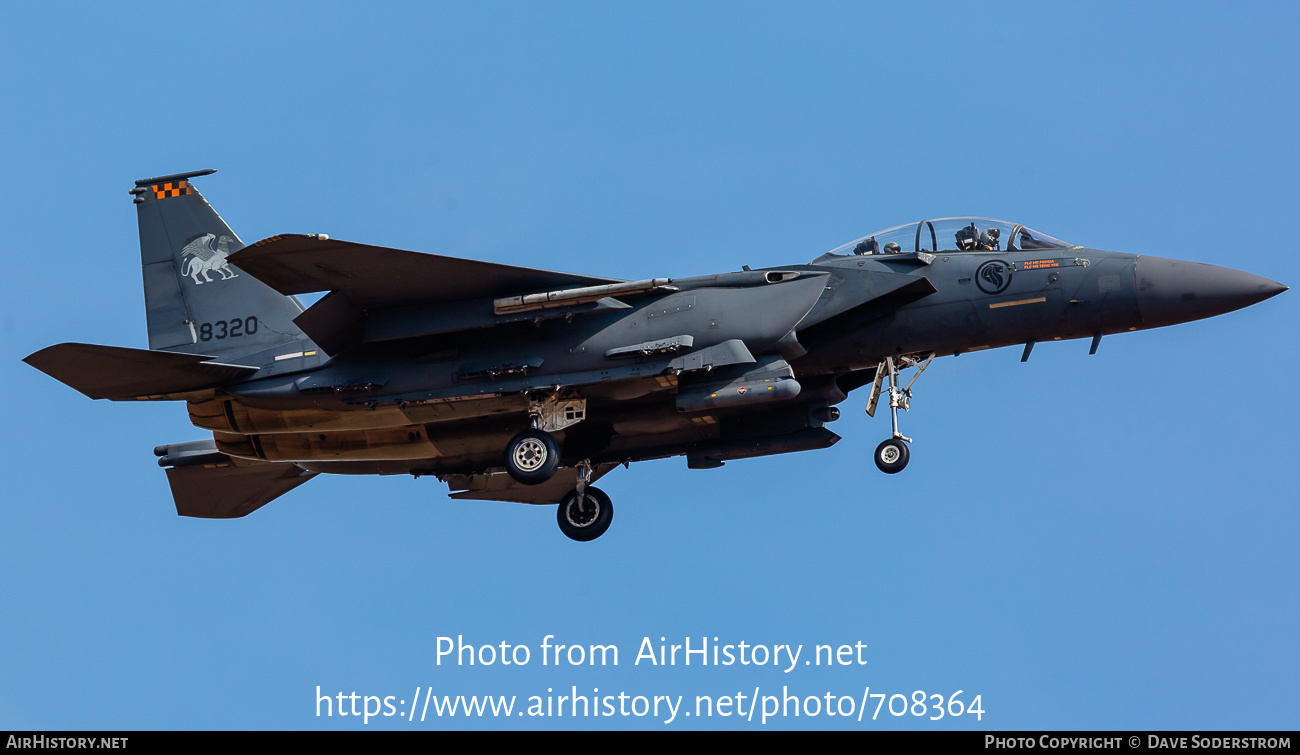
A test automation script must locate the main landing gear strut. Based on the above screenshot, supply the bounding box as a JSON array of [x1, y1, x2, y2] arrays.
[[865, 353, 933, 474], [502, 438, 615, 541], [556, 459, 613, 542], [501, 396, 614, 541], [504, 392, 588, 485]]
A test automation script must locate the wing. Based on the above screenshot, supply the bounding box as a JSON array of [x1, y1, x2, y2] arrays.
[[229, 235, 623, 309], [228, 234, 626, 355]]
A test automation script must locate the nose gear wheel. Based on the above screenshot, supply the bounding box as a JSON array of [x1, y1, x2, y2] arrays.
[[874, 438, 910, 473]]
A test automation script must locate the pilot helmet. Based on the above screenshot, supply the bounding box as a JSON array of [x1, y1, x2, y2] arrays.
[[883, 241, 901, 254]]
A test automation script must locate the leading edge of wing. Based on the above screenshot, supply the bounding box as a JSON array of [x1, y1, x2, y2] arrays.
[[229, 234, 625, 309]]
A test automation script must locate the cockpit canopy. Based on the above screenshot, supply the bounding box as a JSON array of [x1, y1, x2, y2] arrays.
[[824, 217, 1074, 258]]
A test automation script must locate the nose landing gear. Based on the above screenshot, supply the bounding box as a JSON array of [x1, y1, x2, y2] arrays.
[[865, 353, 933, 474]]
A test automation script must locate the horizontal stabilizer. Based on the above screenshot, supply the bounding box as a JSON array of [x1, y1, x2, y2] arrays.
[[24, 343, 258, 400], [165, 459, 317, 518], [230, 235, 623, 309], [445, 464, 617, 505]]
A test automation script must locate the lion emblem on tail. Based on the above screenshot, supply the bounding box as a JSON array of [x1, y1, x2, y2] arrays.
[[180, 233, 240, 284]]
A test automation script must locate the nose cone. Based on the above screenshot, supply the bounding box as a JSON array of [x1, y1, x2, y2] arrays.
[[1135, 255, 1287, 329]]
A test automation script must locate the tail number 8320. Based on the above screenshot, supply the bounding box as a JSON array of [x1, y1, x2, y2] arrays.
[[198, 316, 258, 341]]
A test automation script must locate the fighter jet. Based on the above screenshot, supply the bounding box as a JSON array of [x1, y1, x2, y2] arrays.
[[24, 170, 1287, 541]]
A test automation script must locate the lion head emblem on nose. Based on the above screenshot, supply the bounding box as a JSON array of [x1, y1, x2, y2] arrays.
[[976, 260, 1012, 294]]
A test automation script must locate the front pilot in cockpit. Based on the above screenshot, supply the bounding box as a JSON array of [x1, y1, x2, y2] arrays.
[[956, 223, 1003, 251]]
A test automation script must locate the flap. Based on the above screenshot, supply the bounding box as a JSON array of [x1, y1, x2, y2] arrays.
[[230, 235, 624, 309], [24, 343, 259, 400]]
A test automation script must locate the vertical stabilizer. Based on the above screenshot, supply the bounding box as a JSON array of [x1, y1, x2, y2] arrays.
[[132, 170, 306, 357]]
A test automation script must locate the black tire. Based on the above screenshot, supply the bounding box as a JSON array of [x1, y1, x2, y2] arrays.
[[557, 486, 613, 542], [874, 438, 910, 474], [504, 429, 561, 485]]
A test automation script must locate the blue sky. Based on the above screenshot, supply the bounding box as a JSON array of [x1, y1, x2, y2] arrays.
[[1, 2, 1296, 730]]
